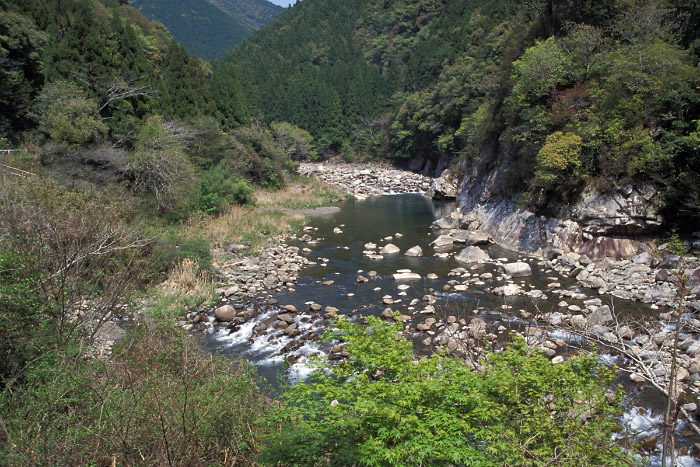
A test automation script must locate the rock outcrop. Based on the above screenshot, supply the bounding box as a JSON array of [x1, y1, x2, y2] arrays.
[[457, 163, 662, 260]]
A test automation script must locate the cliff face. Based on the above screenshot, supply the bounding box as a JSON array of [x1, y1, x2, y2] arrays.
[[456, 161, 663, 260]]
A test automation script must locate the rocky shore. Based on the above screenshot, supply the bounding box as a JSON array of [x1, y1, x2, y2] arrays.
[[299, 162, 434, 199]]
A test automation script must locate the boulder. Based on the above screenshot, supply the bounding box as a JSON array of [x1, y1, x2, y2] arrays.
[[430, 235, 455, 247], [455, 246, 490, 264], [380, 243, 401, 255], [214, 305, 237, 322], [381, 308, 395, 319], [570, 315, 587, 331], [500, 262, 532, 277], [393, 272, 421, 280], [404, 246, 423, 257], [431, 216, 459, 230], [450, 230, 491, 246], [277, 313, 295, 324], [223, 285, 239, 297], [572, 184, 662, 237], [494, 284, 521, 296], [427, 169, 459, 199], [588, 305, 613, 327]]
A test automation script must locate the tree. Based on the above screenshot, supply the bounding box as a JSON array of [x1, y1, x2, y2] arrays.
[[512, 37, 569, 104], [270, 121, 315, 161], [0, 10, 45, 135], [535, 130, 583, 183], [33, 80, 107, 146], [209, 62, 248, 129], [125, 116, 197, 212], [263, 316, 632, 466]]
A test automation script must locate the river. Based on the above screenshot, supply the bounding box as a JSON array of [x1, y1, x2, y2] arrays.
[[201, 193, 699, 465]]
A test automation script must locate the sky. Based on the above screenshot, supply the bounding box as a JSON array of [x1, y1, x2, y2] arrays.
[[268, 0, 295, 7]]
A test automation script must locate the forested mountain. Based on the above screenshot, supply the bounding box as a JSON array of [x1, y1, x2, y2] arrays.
[[131, 0, 283, 60], [225, 0, 700, 229]]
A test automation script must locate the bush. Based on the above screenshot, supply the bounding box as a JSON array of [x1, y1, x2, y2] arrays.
[[177, 237, 212, 272], [199, 163, 254, 213], [262, 316, 631, 466], [0, 177, 149, 346], [125, 117, 198, 213], [0, 325, 275, 465]]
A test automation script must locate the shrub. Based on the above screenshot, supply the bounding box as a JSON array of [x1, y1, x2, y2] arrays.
[[0, 325, 275, 465], [125, 116, 198, 213], [0, 177, 150, 346], [262, 316, 631, 466], [199, 163, 254, 214], [177, 237, 212, 272]]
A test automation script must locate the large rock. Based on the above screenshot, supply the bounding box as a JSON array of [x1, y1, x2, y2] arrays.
[[455, 246, 490, 264], [427, 169, 459, 199], [588, 305, 613, 327], [431, 216, 460, 230], [570, 315, 587, 331], [449, 230, 491, 246], [430, 235, 454, 247], [572, 185, 662, 237], [404, 245, 423, 257], [380, 243, 401, 255], [214, 305, 236, 322], [393, 272, 421, 280], [500, 262, 532, 277]]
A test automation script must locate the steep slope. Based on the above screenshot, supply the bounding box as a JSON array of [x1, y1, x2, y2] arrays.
[[227, 0, 700, 232], [207, 0, 282, 30], [131, 0, 282, 60]]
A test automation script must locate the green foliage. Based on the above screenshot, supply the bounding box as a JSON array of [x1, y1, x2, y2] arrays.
[[262, 316, 630, 466], [131, 0, 282, 61], [535, 131, 583, 182], [271, 121, 316, 161], [512, 37, 570, 103], [0, 10, 45, 135], [33, 80, 107, 146], [210, 62, 249, 129], [176, 237, 212, 272], [161, 39, 216, 120], [663, 228, 687, 256], [0, 244, 46, 388], [224, 122, 298, 190], [198, 162, 254, 213]]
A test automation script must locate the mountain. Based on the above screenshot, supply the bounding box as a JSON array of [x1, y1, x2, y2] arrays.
[[131, 0, 283, 60], [225, 0, 700, 230], [207, 0, 283, 30]]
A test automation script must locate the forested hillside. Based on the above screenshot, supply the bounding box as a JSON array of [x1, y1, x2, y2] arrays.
[[131, 0, 283, 60], [226, 0, 700, 230]]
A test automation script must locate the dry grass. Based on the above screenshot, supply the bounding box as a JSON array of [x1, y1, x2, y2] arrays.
[[185, 178, 345, 254], [159, 258, 212, 297]]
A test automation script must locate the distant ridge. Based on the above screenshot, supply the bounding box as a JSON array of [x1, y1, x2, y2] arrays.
[[131, 0, 283, 61]]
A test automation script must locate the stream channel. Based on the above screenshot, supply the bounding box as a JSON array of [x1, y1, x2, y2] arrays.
[[201, 193, 699, 465]]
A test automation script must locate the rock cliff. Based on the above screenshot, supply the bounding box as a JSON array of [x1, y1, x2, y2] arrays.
[[454, 163, 663, 260]]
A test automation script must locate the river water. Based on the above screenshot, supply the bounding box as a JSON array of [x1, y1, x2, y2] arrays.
[[201, 193, 699, 465]]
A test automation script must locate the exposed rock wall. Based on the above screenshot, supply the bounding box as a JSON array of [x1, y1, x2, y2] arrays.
[[456, 165, 663, 260]]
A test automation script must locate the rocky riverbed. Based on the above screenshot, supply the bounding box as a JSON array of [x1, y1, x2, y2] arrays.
[[191, 162, 700, 461], [299, 162, 434, 199]]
